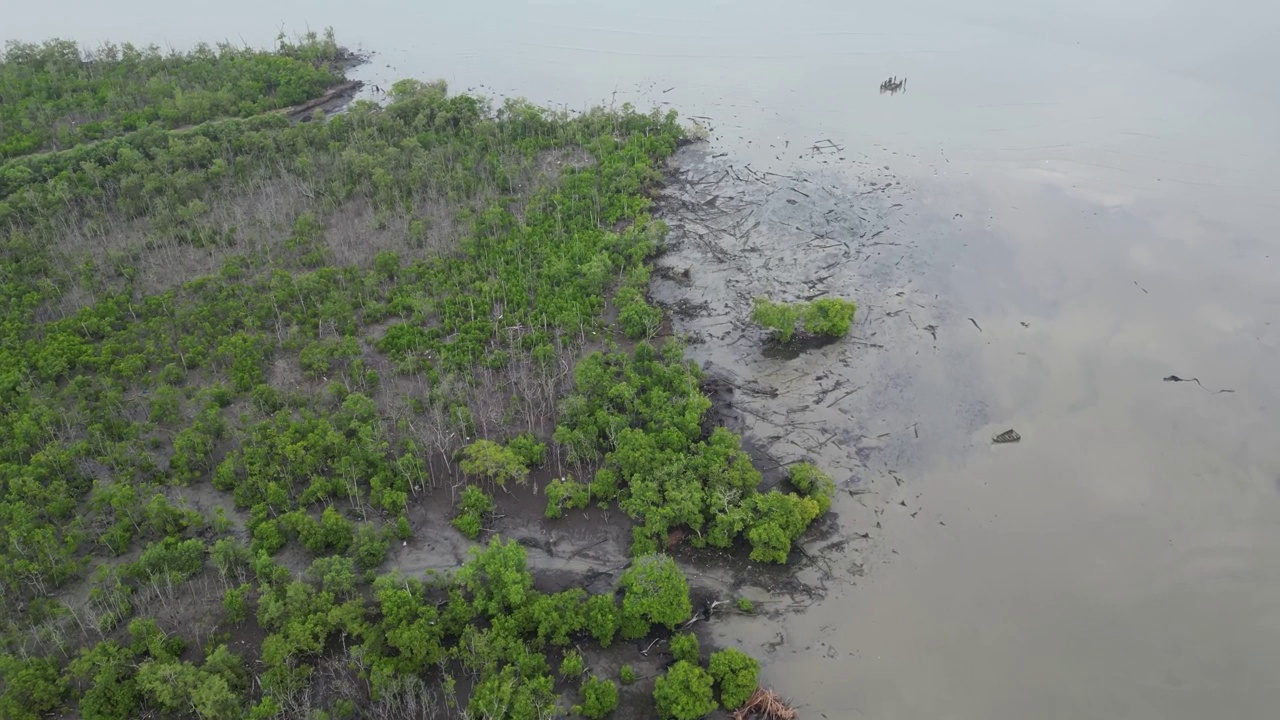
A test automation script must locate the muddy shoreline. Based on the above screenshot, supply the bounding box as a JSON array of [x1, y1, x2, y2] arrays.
[[366, 138, 919, 718]]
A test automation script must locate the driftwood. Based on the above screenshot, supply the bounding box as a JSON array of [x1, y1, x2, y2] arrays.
[[879, 76, 907, 94], [732, 687, 798, 720], [1163, 375, 1236, 394]]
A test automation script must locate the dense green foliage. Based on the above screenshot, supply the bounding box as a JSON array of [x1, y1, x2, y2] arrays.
[[750, 297, 804, 343], [453, 485, 495, 539], [506, 432, 547, 468], [750, 296, 857, 342], [552, 344, 829, 560], [576, 675, 620, 719], [653, 660, 718, 720], [545, 476, 592, 518], [670, 632, 701, 664], [0, 30, 811, 720], [559, 650, 586, 679], [460, 439, 530, 489], [0, 31, 345, 159], [789, 461, 836, 514], [649, 645, 759, 719], [0, 40, 681, 611], [708, 648, 760, 710], [619, 554, 693, 639], [801, 297, 858, 337]]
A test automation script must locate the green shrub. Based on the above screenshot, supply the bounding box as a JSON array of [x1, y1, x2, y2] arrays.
[[545, 477, 591, 518], [351, 523, 390, 571], [391, 515, 412, 540], [453, 485, 495, 540], [129, 617, 185, 660], [802, 297, 856, 337], [583, 594, 620, 647], [212, 507, 233, 534], [507, 432, 548, 468], [452, 513, 482, 541], [736, 597, 755, 613], [143, 493, 204, 537], [619, 554, 692, 639], [788, 462, 836, 514], [67, 641, 142, 720], [751, 296, 857, 342], [298, 336, 360, 379], [669, 632, 700, 664], [460, 439, 529, 488], [744, 491, 820, 564], [290, 506, 354, 554], [589, 468, 620, 503], [250, 519, 286, 556], [305, 555, 357, 597], [455, 537, 535, 615], [222, 584, 251, 624], [619, 664, 636, 685], [750, 297, 803, 343], [159, 363, 185, 385], [559, 650, 585, 678], [148, 384, 182, 425], [653, 660, 717, 720], [616, 287, 663, 340], [210, 538, 252, 582], [576, 676, 619, 719], [133, 537, 206, 583], [708, 648, 759, 710]]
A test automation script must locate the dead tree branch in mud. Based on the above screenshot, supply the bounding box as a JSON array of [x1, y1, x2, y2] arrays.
[[826, 385, 863, 409], [733, 688, 799, 720], [682, 599, 730, 629]]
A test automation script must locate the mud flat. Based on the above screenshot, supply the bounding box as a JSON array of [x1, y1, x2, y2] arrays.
[[643, 144, 965, 661]]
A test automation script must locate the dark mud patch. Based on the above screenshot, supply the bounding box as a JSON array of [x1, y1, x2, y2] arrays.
[[652, 263, 696, 289], [283, 79, 365, 120], [759, 333, 844, 360]]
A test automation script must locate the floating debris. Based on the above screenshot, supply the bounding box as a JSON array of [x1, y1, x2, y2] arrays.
[[1163, 375, 1236, 394], [993, 429, 1021, 444], [879, 76, 908, 95]]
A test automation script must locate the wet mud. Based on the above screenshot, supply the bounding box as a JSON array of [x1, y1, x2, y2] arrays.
[[648, 144, 946, 607]]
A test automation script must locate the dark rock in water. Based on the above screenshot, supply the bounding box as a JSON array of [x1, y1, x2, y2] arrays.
[[992, 429, 1021, 444]]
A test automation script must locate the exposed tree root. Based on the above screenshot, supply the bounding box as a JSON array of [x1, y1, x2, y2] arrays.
[[732, 687, 799, 720]]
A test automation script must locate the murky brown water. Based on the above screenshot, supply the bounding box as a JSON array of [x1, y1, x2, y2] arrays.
[[14, 1, 1280, 716]]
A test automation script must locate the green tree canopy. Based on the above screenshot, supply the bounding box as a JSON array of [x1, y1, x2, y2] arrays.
[[652, 660, 717, 720], [619, 554, 692, 639], [708, 648, 760, 710], [460, 439, 529, 488]]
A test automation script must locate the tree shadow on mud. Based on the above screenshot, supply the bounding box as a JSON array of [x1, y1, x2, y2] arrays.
[[760, 334, 843, 360]]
